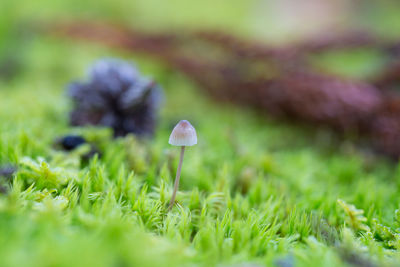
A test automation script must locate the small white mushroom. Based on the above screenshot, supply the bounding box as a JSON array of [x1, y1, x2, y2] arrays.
[[168, 120, 197, 210], [169, 120, 197, 146]]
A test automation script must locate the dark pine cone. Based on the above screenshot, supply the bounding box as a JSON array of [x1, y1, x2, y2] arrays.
[[68, 58, 162, 137]]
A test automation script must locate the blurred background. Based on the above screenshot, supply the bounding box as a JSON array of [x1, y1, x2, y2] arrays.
[[2, 0, 400, 80], [2, 0, 400, 39], [2, 0, 400, 85], [2, 0, 400, 156], [2, 0, 400, 54]]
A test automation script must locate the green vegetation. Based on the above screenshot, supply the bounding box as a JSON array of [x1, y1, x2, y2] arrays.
[[1, 0, 400, 266]]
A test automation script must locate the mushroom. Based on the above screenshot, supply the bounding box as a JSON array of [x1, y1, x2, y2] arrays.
[[168, 120, 197, 210]]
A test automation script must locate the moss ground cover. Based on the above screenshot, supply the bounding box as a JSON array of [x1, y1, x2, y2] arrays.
[[2, 0, 400, 266]]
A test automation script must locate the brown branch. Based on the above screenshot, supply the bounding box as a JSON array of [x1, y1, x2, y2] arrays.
[[48, 21, 400, 158]]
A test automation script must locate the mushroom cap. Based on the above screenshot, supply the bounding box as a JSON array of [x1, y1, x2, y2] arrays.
[[169, 120, 197, 146]]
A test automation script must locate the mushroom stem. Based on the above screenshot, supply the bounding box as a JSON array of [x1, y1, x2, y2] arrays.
[[168, 146, 185, 211]]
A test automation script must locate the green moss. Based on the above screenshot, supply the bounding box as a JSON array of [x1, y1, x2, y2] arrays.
[[1, 0, 400, 266]]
